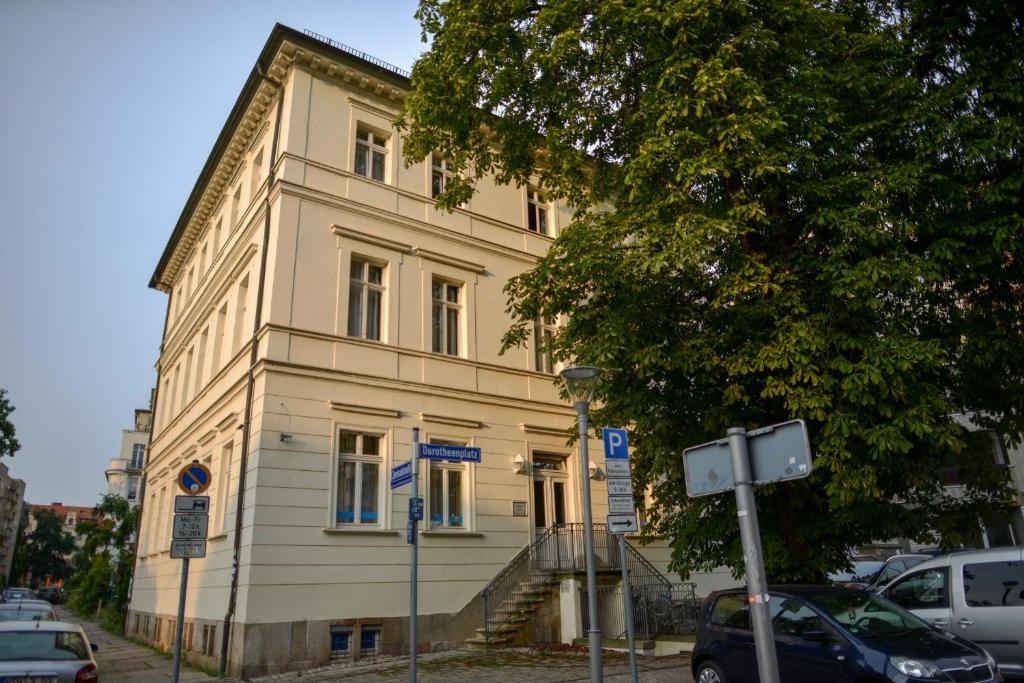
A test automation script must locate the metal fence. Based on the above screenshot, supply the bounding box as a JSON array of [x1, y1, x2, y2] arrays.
[[580, 583, 700, 639]]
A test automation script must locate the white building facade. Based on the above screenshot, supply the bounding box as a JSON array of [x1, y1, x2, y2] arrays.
[[105, 408, 152, 505]]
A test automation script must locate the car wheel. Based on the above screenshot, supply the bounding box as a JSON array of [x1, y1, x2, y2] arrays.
[[697, 660, 728, 683]]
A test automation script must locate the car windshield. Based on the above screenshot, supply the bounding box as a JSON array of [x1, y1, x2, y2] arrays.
[[829, 560, 885, 583], [0, 631, 88, 661], [813, 591, 931, 638], [3, 590, 31, 599], [0, 608, 52, 621]]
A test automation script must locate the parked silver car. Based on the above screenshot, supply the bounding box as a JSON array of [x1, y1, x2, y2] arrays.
[[0, 601, 58, 621], [0, 620, 99, 682], [879, 546, 1024, 678]]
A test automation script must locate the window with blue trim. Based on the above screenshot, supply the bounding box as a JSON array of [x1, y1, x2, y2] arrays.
[[330, 625, 352, 658], [427, 439, 468, 530], [336, 430, 381, 526], [360, 626, 381, 656]]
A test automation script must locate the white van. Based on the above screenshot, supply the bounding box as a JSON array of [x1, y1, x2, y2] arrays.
[[879, 547, 1024, 678]]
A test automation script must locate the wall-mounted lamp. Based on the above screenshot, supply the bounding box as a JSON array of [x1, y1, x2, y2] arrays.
[[513, 453, 527, 475], [588, 460, 603, 480], [279, 433, 293, 443]]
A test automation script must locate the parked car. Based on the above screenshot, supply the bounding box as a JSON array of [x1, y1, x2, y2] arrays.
[[0, 620, 98, 682], [692, 585, 1001, 683], [0, 601, 58, 621], [37, 586, 64, 604], [1, 587, 36, 602], [864, 553, 933, 592], [879, 546, 1024, 678], [827, 557, 886, 588]]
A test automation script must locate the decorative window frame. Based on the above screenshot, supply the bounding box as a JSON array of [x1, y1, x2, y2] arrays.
[[417, 254, 482, 360], [327, 421, 394, 531], [421, 431, 477, 533], [332, 225, 405, 343]]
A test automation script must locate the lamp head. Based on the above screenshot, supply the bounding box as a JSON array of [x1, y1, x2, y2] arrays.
[[560, 365, 602, 403]]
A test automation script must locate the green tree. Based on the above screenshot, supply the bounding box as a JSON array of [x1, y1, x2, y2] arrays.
[[401, 0, 1024, 581], [18, 509, 74, 587], [67, 495, 139, 625], [0, 389, 20, 457]]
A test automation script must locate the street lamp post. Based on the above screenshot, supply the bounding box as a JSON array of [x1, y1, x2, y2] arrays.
[[560, 365, 603, 683]]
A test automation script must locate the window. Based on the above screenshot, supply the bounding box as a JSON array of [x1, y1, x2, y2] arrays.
[[187, 267, 195, 298], [770, 596, 824, 637], [336, 430, 382, 525], [710, 594, 749, 629], [199, 243, 208, 277], [127, 476, 140, 501], [230, 184, 241, 227], [533, 317, 555, 373], [130, 444, 146, 471], [214, 442, 233, 533], [201, 624, 216, 656], [431, 155, 452, 198], [347, 258, 384, 341], [431, 280, 461, 356], [182, 348, 194, 407], [527, 186, 549, 235], [231, 275, 249, 353], [184, 622, 194, 651], [354, 128, 387, 182], [427, 440, 468, 530], [213, 303, 228, 370], [213, 218, 223, 255], [963, 561, 1024, 607], [360, 626, 381, 656], [331, 625, 353, 658], [250, 148, 264, 199], [194, 327, 209, 396], [886, 567, 949, 610]]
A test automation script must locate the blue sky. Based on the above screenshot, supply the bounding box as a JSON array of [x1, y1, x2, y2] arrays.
[[0, 1, 425, 505]]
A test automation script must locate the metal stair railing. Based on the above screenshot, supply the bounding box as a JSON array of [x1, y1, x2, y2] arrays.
[[481, 525, 558, 646]]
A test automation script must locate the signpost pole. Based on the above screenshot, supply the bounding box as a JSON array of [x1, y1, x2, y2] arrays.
[[170, 558, 189, 683], [617, 533, 639, 683], [728, 427, 780, 683], [409, 427, 419, 683]]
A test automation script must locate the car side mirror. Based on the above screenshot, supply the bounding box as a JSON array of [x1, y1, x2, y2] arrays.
[[802, 630, 830, 642], [91, 643, 98, 652]]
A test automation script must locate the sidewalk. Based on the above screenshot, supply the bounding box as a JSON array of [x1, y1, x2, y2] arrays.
[[56, 607, 692, 682], [57, 607, 216, 682]]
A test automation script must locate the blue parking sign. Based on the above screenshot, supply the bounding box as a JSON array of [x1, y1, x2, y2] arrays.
[[602, 428, 630, 460]]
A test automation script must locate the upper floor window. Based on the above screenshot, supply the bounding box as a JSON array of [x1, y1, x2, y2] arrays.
[[127, 475, 140, 501], [431, 280, 461, 356], [431, 155, 452, 198], [336, 430, 382, 526], [347, 258, 384, 341], [130, 443, 146, 471], [533, 317, 556, 373], [355, 128, 387, 182], [527, 187, 549, 235]]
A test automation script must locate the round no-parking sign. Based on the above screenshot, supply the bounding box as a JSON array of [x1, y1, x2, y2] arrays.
[[177, 462, 212, 494]]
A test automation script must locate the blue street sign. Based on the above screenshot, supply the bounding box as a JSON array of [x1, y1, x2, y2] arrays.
[[406, 520, 415, 544], [409, 497, 424, 522], [603, 428, 630, 460], [390, 461, 412, 489], [418, 443, 482, 463]]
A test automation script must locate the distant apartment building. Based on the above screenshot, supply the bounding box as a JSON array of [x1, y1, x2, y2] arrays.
[[127, 25, 707, 678], [28, 503, 96, 550], [106, 408, 152, 505], [0, 463, 26, 584]]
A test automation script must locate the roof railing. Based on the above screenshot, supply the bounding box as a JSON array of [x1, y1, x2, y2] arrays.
[[302, 29, 411, 79]]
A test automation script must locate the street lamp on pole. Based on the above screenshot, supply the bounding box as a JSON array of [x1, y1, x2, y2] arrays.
[[560, 365, 603, 682]]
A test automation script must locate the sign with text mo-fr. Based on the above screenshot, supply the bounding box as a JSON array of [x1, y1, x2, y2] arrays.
[[418, 443, 481, 462]]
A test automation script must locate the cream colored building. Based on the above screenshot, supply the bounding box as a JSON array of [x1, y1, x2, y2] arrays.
[[105, 408, 152, 506], [128, 25, 718, 678]]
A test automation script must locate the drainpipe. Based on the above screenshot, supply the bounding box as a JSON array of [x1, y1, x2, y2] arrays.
[[124, 285, 173, 634], [220, 66, 284, 675]]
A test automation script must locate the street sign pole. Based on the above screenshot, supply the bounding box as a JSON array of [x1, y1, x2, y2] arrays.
[[617, 533, 639, 683], [728, 427, 780, 683], [409, 427, 419, 683], [170, 557, 189, 683]]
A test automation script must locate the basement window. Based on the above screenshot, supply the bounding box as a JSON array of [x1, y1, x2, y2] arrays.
[[360, 626, 381, 656], [330, 625, 353, 659]]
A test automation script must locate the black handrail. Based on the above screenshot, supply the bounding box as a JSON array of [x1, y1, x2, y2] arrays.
[[301, 29, 412, 79]]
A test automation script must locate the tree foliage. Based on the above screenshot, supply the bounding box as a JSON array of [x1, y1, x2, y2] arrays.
[[0, 389, 20, 458], [67, 495, 139, 622], [402, 0, 1024, 580], [13, 509, 74, 586]]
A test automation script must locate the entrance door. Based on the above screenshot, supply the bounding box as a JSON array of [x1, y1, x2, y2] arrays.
[[533, 454, 570, 569]]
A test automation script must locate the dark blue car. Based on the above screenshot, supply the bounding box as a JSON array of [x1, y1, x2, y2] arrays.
[[692, 585, 1002, 683]]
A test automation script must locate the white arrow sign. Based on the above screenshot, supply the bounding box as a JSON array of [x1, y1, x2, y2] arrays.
[[607, 513, 638, 533]]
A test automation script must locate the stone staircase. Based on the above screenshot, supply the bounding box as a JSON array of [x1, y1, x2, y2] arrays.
[[465, 571, 560, 650]]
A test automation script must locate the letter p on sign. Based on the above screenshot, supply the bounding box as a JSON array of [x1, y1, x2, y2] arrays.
[[602, 428, 630, 460]]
